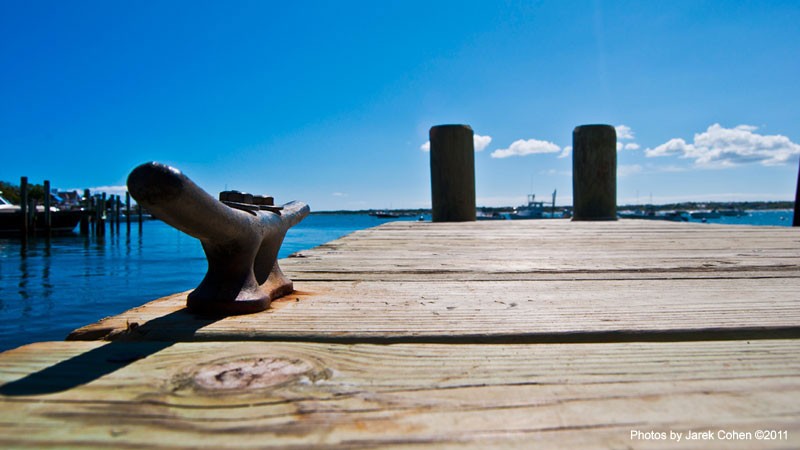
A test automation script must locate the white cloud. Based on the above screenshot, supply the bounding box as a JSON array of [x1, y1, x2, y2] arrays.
[[558, 146, 572, 159], [473, 134, 492, 152], [617, 164, 643, 177], [491, 138, 560, 158], [617, 142, 641, 151], [645, 138, 690, 158], [419, 134, 493, 152], [332, 192, 347, 197], [624, 143, 640, 151], [645, 124, 800, 167], [612, 125, 640, 151], [616, 124, 635, 140]]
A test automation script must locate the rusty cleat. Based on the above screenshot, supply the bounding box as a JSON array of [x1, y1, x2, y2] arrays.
[[127, 162, 310, 316]]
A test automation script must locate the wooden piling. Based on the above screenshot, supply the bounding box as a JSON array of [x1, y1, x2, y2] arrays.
[[125, 192, 131, 233], [115, 195, 121, 233], [80, 189, 90, 235], [28, 198, 36, 232], [88, 196, 94, 235], [20, 177, 29, 236], [93, 196, 99, 235], [793, 158, 799, 227], [97, 193, 106, 236], [92, 196, 97, 235], [43, 180, 51, 232], [572, 124, 617, 221], [109, 196, 115, 236], [429, 124, 476, 222]]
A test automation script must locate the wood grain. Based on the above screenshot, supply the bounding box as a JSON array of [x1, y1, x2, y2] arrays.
[[69, 277, 800, 343], [69, 220, 800, 343], [1, 339, 798, 449], [5, 220, 800, 448], [281, 220, 800, 281]]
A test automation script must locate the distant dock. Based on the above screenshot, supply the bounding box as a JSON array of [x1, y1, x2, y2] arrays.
[[1, 219, 798, 448], [2, 176, 149, 239]]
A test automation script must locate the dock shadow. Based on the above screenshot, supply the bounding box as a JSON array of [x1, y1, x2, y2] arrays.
[[0, 309, 221, 396]]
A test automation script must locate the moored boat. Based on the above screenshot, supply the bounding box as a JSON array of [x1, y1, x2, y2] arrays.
[[690, 210, 722, 219], [508, 194, 545, 220], [369, 211, 401, 219], [0, 195, 83, 235], [618, 209, 688, 222]]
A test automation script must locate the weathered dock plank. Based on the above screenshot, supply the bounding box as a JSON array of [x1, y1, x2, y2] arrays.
[[69, 220, 800, 342], [282, 220, 800, 281], [3, 219, 799, 448], [1, 340, 798, 449], [68, 277, 800, 343]]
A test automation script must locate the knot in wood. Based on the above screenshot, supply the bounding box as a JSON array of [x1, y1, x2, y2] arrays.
[[193, 357, 315, 390]]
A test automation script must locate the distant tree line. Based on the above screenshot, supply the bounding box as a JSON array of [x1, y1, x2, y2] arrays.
[[315, 201, 795, 215], [639, 200, 795, 211], [0, 180, 47, 204]]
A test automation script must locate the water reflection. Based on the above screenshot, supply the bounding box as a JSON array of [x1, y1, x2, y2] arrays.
[[42, 250, 53, 293], [0, 220, 220, 352], [17, 256, 29, 302], [43, 235, 51, 257]]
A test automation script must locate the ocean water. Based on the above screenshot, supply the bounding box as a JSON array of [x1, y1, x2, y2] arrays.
[[0, 213, 421, 352], [685, 209, 794, 226], [0, 210, 793, 353]]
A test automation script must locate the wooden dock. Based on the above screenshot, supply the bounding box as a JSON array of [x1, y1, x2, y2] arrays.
[[1, 219, 799, 448]]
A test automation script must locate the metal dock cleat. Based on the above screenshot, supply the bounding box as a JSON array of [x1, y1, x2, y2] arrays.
[[127, 162, 310, 316]]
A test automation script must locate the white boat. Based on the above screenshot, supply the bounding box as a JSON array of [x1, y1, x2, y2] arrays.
[[0, 194, 83, 235], [619, 209, 688, 222], [508, 194, 545, 219], [369, 211, 400, 219], [690, 210, 722, 219]]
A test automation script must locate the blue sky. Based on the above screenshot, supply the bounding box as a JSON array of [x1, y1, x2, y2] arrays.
[[2, 1, 799, 210]]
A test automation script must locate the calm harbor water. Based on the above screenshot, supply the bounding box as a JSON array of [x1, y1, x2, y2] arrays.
[[0, 210, 793, 353], [0, 213, 420, 353]]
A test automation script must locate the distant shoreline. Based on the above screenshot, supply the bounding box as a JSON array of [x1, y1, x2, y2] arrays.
[[314, 200, 795, 215]]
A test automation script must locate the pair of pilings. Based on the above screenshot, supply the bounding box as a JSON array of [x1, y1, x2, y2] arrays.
[[18, 177, 53, 237], [429, 124, 617, 222]]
